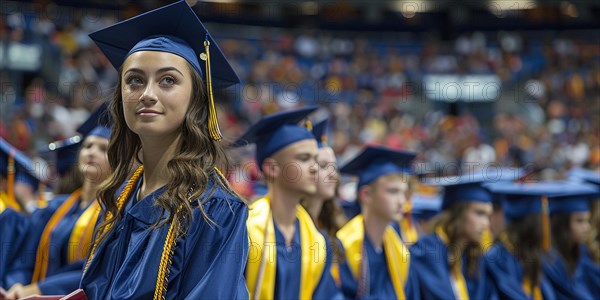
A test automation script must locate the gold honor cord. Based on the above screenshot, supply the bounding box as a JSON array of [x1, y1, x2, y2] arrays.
[[83, 165, 178, 300]]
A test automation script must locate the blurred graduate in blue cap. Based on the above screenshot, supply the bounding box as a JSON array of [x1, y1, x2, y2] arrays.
[[568, 168, 600, 298], [408, 184, 442, 235], [77, 1, 249, 298], [542, 182, 599, 300], [2, 103, 111, 298], [0, 138, 47, 213], [0, 138, 35, 288], [481, 181, 570, 300], [232, 107, 341, 299], [300, 118, 347, 287], [336, 145, 419, 299], [410, 170, 497, 300]]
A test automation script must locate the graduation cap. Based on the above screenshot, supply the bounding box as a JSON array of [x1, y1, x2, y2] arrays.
[[410, 191, 443, 221], [231, 106, 318, 170], [88, 0, 240, 141], [41, 103, 112, 177], [549, 182, 599, 214], [484, 181, 568, 221], [426, 167, 526, 210], [42, 136, 82, 177], [339, 146, 416, 188], [1, 138, 45, 209], [312, 119, 328, 148]]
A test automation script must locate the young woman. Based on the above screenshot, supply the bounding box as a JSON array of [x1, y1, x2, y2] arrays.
[[543, 183, 598, 300], [482, 181, 564, 300], [78, 1, 249, 298], [410, 173, 494, 300], [302, 119, 345, 240], [3, 120, 110, 299]]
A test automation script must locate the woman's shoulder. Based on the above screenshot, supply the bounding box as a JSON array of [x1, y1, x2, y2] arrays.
[[196, 176, 247, 222]]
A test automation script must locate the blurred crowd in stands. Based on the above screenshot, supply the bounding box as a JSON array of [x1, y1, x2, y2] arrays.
[[1, 5, 598, 199]]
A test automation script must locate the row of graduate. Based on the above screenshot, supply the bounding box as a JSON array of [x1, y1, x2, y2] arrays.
[[1, 1, 599, 299]]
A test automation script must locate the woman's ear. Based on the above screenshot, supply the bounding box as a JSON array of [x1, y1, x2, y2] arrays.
[[261, 157, 280, 182]]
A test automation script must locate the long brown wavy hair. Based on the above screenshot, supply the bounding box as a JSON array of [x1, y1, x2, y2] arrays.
[[586, 200, 600, 263], [502, 214, 544, 290], [94, 62, 240, 245], [551, 213, 580, 274], [301, 181, 346, 262], [434, 202, 483, 278]]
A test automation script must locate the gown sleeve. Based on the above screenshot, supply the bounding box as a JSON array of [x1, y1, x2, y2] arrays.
[[175, 195, 250, 299]]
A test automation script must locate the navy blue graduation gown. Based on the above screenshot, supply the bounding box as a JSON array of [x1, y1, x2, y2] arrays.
[[482, 242, 555, 300], [542, 248, 594, 300], [271, 219, 341, 299], [580, 246, 600, 299], [80, 176, 249, 299], [3, 194, 71, 287], [410, 233, 486, 300], [337, 236, 418, 300], [0, 208, 29, 288]]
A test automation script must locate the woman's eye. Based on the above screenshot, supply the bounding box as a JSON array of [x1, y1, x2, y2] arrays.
[[126, 76, 143, 85], [160, 76, 176, 85]]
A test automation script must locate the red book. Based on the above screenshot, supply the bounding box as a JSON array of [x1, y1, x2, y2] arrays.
[[15, 289, 87, 300]]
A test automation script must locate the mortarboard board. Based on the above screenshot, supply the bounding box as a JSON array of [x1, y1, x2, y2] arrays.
[[231, 106, 318, 170], [567, 168, 600, 186], [548, 182, 599, 214], [426, 167, 526, 210], [410, 191, 443, 221], [76, 102, 111, 140], [339, 146, 416, 188], [312, 119, 328, 148], [484, 181, 569, 221], [89, 0, 240, 141]]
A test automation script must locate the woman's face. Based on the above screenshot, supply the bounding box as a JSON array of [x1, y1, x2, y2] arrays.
[[78, 135, 109, 183], [315, 147, 338, 200], [462, 202, 493, 243], [570, 211, 591, 244], [121, 51, 193, 139]]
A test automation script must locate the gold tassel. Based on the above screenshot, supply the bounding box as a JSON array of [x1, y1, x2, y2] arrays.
[[305, 120, 313, 131], [202, 38, 222, 141], [7, 149, 15, 205], [37, 181, 47, 208], [541, 195, 551, 251]]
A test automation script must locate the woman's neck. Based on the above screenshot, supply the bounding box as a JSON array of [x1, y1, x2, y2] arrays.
[[305, 196, 325, 223], [138, 134, 181, 200], [80, 179, 98, 207]]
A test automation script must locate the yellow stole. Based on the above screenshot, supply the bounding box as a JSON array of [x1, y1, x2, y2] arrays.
[[435, 227, 469, 300], [336, 215, 409, 299], [480, 228, 494, 252], [499, 233, 542, 300], [0, 191, 22, 213], [399, 218, 419, 245], [32, 189, 82, 282], [246, 197, 326, 299], [67, 201, 101, 263]]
